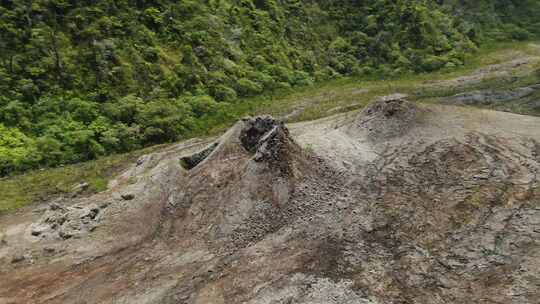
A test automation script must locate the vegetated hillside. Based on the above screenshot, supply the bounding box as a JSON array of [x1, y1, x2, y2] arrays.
[[0, 0, 539, 175], [442, 0, 540, 40]]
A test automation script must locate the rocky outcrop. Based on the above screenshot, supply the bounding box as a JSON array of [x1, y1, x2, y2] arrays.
[[29, 201, 109, 240], [443, 85, 540, 105], [239, 115, 281, 153], [180, 142, 218, 170]]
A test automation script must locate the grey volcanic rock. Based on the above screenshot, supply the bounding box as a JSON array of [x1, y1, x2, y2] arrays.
[[443, 85, 539, 105], [29, 202, 105, 240], [1, 107, 540, 304], [442, 84, 540, 115]]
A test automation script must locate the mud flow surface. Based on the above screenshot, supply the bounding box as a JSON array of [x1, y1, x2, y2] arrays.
[[1, 100, 540, 304]]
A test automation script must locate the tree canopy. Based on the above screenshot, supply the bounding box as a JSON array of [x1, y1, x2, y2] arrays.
[[0, 0, 538, 175]]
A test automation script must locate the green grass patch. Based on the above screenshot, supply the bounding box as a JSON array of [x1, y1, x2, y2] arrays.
[[0, 146, 161, 215]]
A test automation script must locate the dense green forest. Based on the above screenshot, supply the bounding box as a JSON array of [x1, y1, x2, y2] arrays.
[[1, 0, 539, 175]]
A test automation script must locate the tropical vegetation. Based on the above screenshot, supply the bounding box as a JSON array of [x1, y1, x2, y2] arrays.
[[1, 0, 539, 174]]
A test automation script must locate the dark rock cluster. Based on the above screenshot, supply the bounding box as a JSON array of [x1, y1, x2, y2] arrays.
[[180, 142, 219, 170], [239, 116, 281, 153]]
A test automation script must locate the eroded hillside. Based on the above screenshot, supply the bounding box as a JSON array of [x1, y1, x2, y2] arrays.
[[1, 95, 539, 303]]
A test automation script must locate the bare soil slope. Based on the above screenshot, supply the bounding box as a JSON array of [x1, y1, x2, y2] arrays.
[[1, 98, 540, 304]]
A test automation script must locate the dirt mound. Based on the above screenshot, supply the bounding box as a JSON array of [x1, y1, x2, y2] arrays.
[[166, 116, 323, 251], [1, 109, 540, 304], [348, 96, 422, 142]]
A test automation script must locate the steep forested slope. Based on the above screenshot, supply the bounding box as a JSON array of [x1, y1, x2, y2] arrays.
[[0, 0, 538, 174], [442, 0, 540, 40]]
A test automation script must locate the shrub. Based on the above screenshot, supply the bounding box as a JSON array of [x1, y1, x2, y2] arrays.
[[188, 95, 219, 117], [0, 124, 39, 174], [135, 99, 195, 143], [291, 71, 314, 87], [103, 95, 143, 124], [35, 136, 64, 166], [509, 26, 530, 41], [210, 85, 237, 102], [65, 98, 100, 124], [264, 65, 293, 84], [314, 66, 340, 82], [421, 55, 448, 72], [100, 123, 142, 152], [236, 78, 263, 97]]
